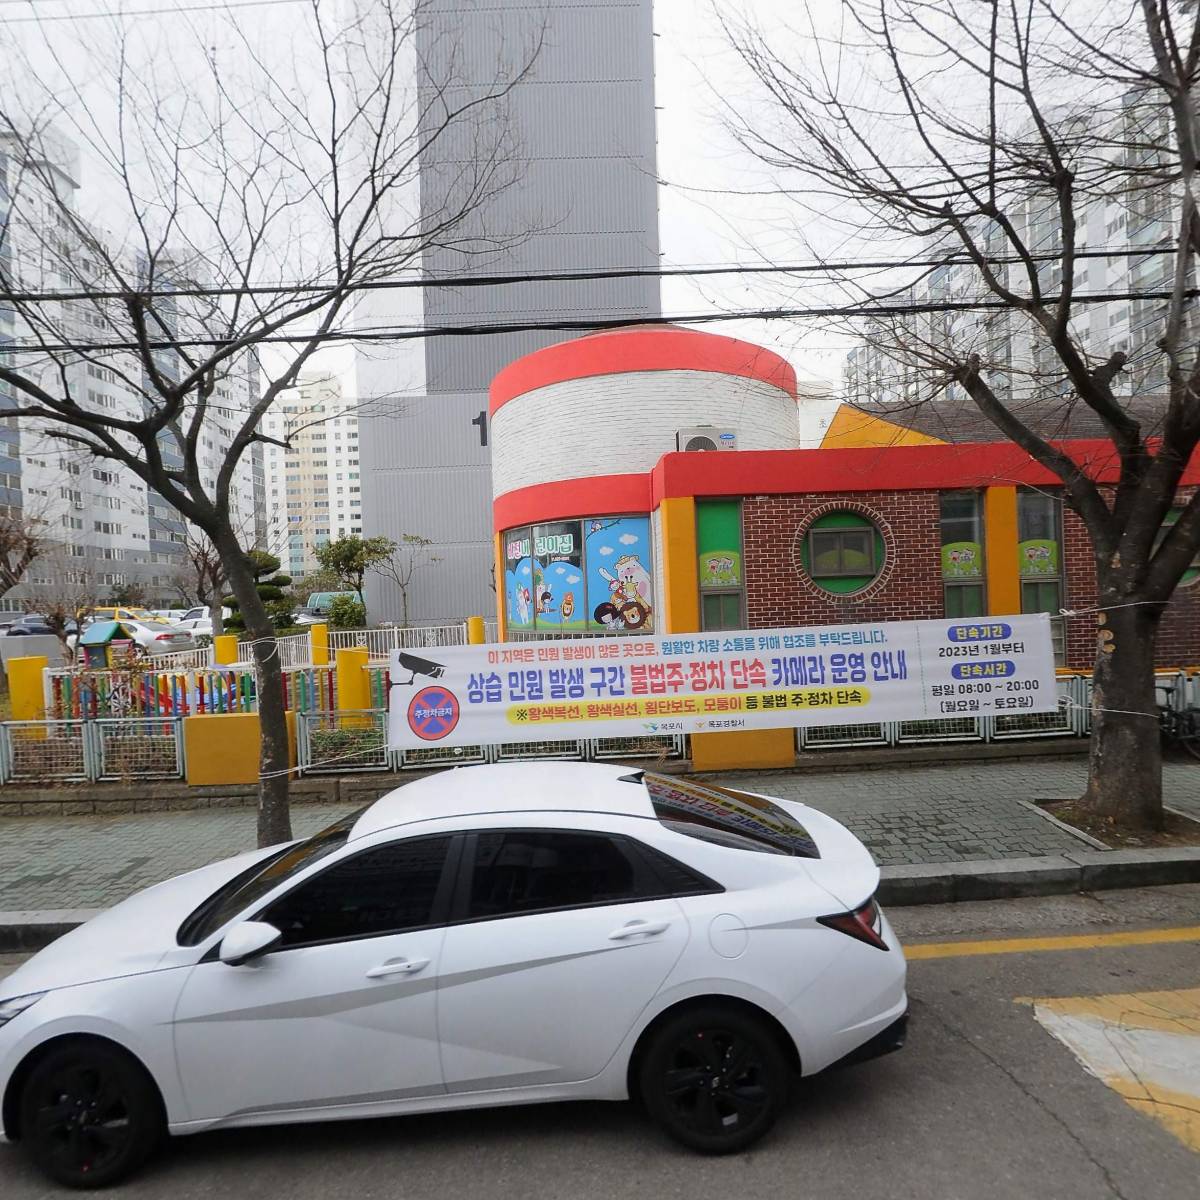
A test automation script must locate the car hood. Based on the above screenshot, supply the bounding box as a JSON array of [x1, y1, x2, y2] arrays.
[[0, 844, 286, 997]]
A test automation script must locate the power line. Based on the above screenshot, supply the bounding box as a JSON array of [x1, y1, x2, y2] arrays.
[[0, 245, 1180, 304], [0, 0, 305, 23], [2, 287, 1194, 354]]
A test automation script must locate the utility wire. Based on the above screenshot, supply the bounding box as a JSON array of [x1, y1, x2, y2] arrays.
[[1, 245, 1179, 303], [1, 287, 1194, 354], [0, 0, 306, 23]]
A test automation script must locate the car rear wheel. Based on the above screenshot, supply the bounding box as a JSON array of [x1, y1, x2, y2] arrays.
[[19, 1041, 164, 1189], [638, 1005, 788, 1154]]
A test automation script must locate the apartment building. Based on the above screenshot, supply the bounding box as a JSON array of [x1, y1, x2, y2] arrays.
[[0, 131, 264, 608], [262, 373, 361, 581]]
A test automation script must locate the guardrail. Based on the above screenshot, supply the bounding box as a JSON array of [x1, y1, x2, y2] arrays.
[[327, 623, 471, 660]]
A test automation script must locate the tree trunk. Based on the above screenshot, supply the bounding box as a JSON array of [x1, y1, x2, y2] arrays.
[[215, 531, 293, 847], [1081, 600, 1164, 830], [207, 595, 225, 637]]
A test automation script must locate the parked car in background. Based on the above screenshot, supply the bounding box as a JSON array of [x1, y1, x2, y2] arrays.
[[178, 606, 231, 627], [89, 607, 172, 626], [0, 612, 25, 633], [293, 591, 358, 625], [148, 610, 189, 624], [175, 618, 214, 639], [4, 615, 78, 639], [118, 621, 195, 656]]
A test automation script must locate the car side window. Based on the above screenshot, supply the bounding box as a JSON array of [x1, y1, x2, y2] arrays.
[[261, 835, 451, 948], [466, 831, 659, 920]]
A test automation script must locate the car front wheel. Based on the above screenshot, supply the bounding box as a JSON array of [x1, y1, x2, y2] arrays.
[[638, 1005, 789, 1154], [19, 1040, 165, 1189]]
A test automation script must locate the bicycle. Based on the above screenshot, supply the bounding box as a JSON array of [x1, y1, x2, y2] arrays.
[[1157, 684, 1200, 762]]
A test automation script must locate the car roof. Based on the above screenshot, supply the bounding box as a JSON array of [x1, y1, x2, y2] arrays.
[[351, 762, 653, 840]]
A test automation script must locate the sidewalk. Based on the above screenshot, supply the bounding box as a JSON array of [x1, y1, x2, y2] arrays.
[[0, 758, 1198, 913]]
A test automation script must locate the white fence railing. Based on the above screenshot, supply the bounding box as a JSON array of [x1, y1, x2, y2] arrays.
[[327, 623, 470, 660]]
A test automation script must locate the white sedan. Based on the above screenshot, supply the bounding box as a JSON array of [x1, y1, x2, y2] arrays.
[[0, 764, 907, 1187]]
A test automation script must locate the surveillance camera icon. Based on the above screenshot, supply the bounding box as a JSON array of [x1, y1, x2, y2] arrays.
[[392, 652, 448, 688]]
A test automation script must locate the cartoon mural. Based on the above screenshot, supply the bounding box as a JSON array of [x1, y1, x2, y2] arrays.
[[503, 528, 534, 630], [1018, 539, 1059, 576], [533, 521, 586, 631], [586, 517, 654, 632], [941, 541, 983, 578]]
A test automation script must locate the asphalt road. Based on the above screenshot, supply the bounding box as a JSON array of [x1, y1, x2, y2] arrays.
[[2, 886, 1199, 1199]]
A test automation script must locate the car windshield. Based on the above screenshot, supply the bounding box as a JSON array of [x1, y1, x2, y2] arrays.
[[635, 772, 820, 858], [177, 808, 367, 946]]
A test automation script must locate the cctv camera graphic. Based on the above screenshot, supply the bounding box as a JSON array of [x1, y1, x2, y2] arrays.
[[391, 652, 448, 688]]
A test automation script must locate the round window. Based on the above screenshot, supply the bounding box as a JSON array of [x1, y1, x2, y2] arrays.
[[799, 511, 885, 595]]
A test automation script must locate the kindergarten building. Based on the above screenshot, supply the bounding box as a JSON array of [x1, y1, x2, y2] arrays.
[[489, 325, 1200, 766]]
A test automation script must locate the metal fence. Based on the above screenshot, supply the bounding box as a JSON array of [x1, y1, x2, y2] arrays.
[[10, 669, 1199, 785], [327, 623, 471, 661], [0, 717, 185, 784]]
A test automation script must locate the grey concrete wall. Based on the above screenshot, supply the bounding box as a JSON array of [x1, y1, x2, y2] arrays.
[[359, 0, 660, 625]]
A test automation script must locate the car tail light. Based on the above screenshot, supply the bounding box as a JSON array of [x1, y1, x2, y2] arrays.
[[818, 896, 889, 951], [156, 633, 176, 640]]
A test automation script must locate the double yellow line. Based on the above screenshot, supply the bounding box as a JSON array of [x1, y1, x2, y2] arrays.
[[905, 925, 1200, 960]]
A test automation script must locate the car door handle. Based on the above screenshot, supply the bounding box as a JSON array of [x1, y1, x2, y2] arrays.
[[608, 919, 671, 940], [366, 957, 430, 979]]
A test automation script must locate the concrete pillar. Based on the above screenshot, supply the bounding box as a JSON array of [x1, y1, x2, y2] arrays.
[[310, 622, 329, 666], [213, 634, 239, 665], [8, 655, 48, 722], [984, 486, 1022, 615]]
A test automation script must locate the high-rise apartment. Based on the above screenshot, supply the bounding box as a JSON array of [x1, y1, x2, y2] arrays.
[[262, 373, 362, 581], [356, 0, 661, 624], [0, 132, 264, 607]]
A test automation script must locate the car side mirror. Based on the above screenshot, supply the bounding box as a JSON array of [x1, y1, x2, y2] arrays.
[[218, 920, 282, 966]]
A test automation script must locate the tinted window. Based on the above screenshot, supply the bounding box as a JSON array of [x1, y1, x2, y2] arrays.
[[633, 841, 723, 896], [467, 831, 641, 919], [177, 808, 367, 946], [261, 836, 451, 947], [639, 773, 820, 858]]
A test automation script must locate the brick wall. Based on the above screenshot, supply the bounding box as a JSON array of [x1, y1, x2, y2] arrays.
[[743, 492, 944, 627], [1063, 489, 1200, 670], [744, 488, 1200, 670]]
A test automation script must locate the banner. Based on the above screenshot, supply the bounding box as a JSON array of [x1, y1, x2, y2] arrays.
[[388, 614, 1058, 750]]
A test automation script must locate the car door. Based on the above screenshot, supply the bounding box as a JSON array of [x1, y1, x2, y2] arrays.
[[436, 829, 689, 1093], [173, 834, 456, 1123]]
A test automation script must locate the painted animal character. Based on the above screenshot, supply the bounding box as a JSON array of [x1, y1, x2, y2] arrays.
[[561, 592, 575, 621], [515, 585, 531, 626]]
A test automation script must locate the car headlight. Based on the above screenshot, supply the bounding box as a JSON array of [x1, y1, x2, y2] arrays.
[[0, 993, 45, 1027]]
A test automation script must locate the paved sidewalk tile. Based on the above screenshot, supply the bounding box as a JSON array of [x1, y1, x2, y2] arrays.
[[0, 759, 1197, 913]]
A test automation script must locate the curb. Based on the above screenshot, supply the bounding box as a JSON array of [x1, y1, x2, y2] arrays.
[[878, 847, 1200, 906], [3, 850, 1200, 953]]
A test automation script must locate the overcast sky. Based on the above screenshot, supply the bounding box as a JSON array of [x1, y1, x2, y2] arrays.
[[0, 0, 878, 425]]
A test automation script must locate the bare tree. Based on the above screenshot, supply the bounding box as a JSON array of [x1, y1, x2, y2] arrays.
[[0, 510, 44, 600], [724, 0, 1200, 831], [372, 533, 442, 627], [21, 556, 95, 660], [176, 530, 228, 635], [0, 1, 538, 845]]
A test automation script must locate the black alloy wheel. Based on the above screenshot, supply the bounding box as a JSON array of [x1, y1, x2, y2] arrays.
[[639, 1006, 788, 1153], [19, 1041, 164, 1189]]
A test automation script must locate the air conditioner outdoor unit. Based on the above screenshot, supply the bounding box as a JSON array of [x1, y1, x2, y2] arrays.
[[676, 426, 738, 452]]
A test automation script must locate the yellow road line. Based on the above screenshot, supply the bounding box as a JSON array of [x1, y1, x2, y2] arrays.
[[906, 925, 1200, 960]]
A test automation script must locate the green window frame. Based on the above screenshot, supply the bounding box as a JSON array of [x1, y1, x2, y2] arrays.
[[801, 512, 885, 595]]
